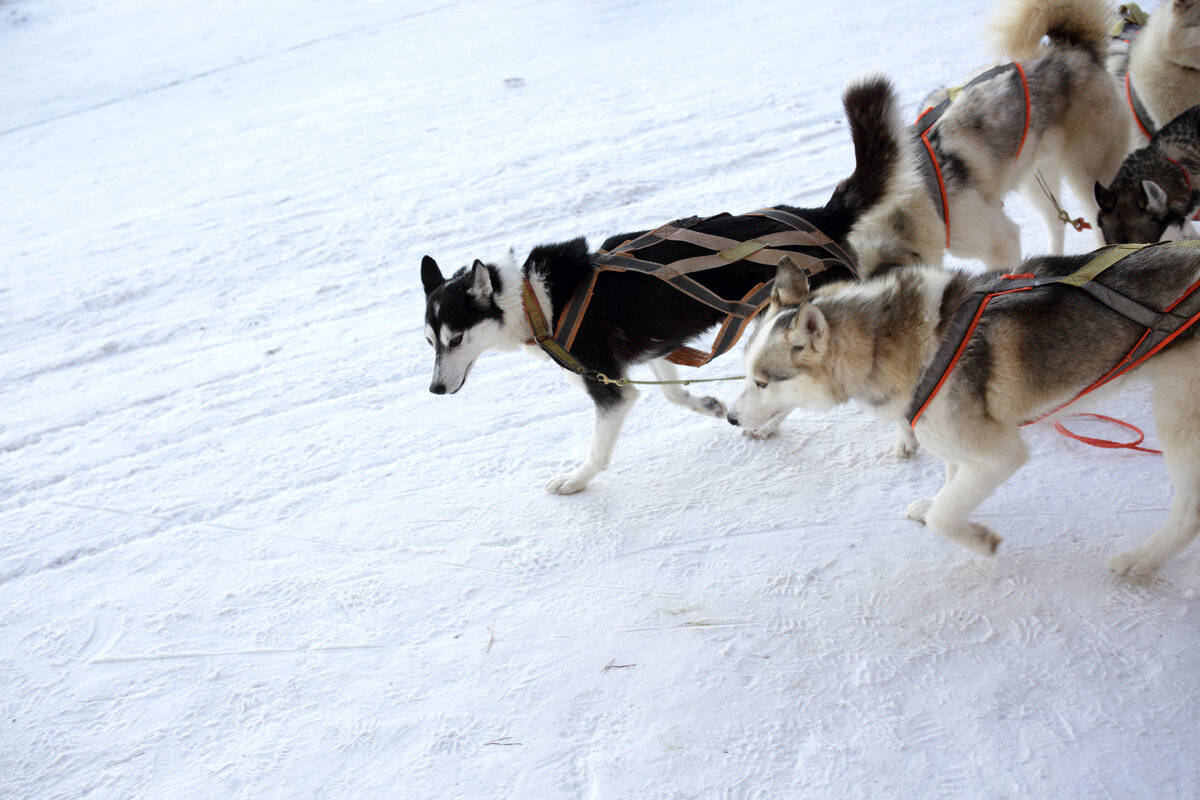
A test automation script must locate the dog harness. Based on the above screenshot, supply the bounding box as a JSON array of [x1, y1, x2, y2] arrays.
[[905, 240, 1200, 429], [914, 63, 1031, 249], [1125, 72, 1158, 140], [1112, 3, 1155, 140], [521, 208, 858, 379]]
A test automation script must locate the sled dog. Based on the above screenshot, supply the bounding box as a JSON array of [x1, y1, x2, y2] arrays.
[[421, 76, 921, 494], [727, 247, 1200, 576], [1126, 0, 1200, 138], [851, 0, 1128, 273], [1096, 104, 1200, 243]]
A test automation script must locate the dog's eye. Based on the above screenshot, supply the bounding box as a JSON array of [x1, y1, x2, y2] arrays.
[[755, 380, 768, 390], [448, 333, 464, 348]]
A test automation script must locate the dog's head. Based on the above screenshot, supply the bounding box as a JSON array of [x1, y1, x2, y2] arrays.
[[726, 257, 840, 432], [421, 255, 507, 395], [1094, 176, 1196, 245]]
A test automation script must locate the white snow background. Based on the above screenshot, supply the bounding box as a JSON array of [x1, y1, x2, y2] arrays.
[[3, 0, 1198, 797]]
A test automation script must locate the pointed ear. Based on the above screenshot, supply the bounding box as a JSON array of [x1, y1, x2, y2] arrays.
[[468, 259, 494, 303], [421, 255, 445, 297], [771, 256, 811, 307], [1094, 181, 1116, 214], [785, 304, 829, 354], [1143, 180, 1169, 215]]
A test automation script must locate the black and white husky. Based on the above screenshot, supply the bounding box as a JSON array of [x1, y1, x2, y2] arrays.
[[727, 248, 1200, 576], [851, 0, 1128, 273], [421, 76, 918, 494], [1095, 104, 1200, 243]]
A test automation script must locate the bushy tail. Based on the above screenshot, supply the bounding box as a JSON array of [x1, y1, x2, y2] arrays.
[[829, 73, 907, 218], [988, 0, 1115, 61]]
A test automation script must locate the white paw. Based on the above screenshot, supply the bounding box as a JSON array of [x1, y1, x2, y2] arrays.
[[893, 427, 919, 458], [1108, 548, 1161, 577], [743, 416, 783, 440], [905, 497, 933, 523], [545, 475, 587, 495], [959, 522, 1001, 556]]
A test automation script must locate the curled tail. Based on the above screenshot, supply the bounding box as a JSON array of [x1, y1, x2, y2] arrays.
[[988, 0, 1114, 61], [830, 73, 907, 219]]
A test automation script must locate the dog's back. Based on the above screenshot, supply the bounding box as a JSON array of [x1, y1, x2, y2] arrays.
[[1129, 0, 1200, 129], [935, 247, 1200, 431]]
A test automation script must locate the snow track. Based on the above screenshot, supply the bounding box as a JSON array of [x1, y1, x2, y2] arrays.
[[3, 0, 1199, 798]]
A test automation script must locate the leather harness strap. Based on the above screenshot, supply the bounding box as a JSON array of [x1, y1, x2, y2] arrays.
[[522, 209, 858, 378], [905, 240, 1200, 428]]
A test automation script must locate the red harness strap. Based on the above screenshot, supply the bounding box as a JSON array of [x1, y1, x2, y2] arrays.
[[915, 63, 1030, 249], [1125, 71, 1157, 141], [907, 241, 1200, 431]]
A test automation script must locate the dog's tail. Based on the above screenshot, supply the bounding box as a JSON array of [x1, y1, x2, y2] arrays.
[[988, 0, 1114, 61], [828, 73, 907, 220]]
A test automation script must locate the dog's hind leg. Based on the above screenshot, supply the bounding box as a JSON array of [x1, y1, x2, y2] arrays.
[[905, 429, 1027, 556], [646, 358, 727, 419], [546, 381, 640, 495], [893, 422, 919, 458], [950, 192, 1022, 270], [1109, 366, 1200, 575]]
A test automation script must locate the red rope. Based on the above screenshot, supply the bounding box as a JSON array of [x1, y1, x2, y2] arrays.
[[1052, 413, 1161, 455]]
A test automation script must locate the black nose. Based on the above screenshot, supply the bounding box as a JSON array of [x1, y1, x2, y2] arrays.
[[726, 411, 740, 427], [430, 383, 446, 395]]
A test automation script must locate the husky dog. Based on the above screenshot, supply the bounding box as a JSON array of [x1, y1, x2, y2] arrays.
[[727, 249, 1200, 576], [851, 0, 1128, 273], [1095, 105, 1200, 243], [420, 77, 918, 494], [1127, 0, 1200, 138]]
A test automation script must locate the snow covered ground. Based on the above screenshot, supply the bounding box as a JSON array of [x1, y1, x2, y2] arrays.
[[3, 0, 1198, 797]]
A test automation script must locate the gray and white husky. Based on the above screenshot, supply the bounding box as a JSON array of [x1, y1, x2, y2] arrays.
[[1126, 0, 1200, 138], [727, 249, 1200, 576], [851, 0, 1128, 273], [420, 77, 915, 494], [1095, 104, 1200, 243]]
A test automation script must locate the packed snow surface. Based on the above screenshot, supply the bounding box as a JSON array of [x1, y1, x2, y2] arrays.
[[3, 0, 1198, 797]]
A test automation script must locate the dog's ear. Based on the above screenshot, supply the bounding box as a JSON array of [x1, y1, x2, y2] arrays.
[[421, 255, 445, 297], [1094, 182, 1116, 214], [771, 256, 811, 307], [785, 304, 829, 355], [468, 259, 494, 303], [1142, 180, 1169, 216]]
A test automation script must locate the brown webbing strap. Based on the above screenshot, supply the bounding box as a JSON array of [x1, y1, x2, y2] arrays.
[[541, 209, 861, 372]]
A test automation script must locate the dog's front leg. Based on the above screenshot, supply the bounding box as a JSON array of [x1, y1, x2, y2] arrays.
[[546, 382, 639, 495], [646, 358, 726, 419], [905, 433, 1026, 556]]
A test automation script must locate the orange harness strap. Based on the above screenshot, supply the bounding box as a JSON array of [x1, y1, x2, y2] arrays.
[[907, 242, 1200, 432], [915, 62, 1030, 249]]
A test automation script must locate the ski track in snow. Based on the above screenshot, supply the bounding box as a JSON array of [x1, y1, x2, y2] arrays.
[[3, 0, 1199, 798]]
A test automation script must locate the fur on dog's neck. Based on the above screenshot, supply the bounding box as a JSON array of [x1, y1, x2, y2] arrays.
[[812, 267, 975, 420], [489, 237, 592, 353]]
